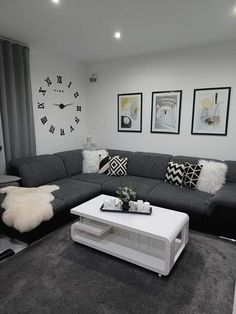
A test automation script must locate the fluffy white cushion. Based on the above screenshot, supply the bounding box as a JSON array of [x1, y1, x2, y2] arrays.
[[82, 149, 108, 173], [196, 160, 228, 194], [0, 185, 59, 233]]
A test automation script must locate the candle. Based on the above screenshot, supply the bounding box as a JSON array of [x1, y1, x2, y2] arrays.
[[137, 200, 144, 211], [143, 201, 150, 211]]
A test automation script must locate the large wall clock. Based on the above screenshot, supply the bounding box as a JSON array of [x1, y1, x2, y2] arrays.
[[37, 75, 81, 136]]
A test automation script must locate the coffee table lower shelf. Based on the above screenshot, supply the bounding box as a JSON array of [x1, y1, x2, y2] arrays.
[[71, 219, 188, 276]]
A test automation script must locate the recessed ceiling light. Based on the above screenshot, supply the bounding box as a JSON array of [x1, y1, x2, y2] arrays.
[[51, 0, 60, 4], [234, 6, 236, 13], [114, 32, 121, 39]]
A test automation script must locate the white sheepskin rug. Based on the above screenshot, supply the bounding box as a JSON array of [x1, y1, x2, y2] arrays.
[[0, 185, 59, 233]]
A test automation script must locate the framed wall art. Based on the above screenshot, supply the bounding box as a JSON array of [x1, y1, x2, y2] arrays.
[[191, 87, 231, 136], [117, 93, 142, 132], [151, 90, 182, 134]]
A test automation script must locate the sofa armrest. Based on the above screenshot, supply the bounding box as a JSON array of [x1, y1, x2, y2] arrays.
[[209, 183, 236, 210]]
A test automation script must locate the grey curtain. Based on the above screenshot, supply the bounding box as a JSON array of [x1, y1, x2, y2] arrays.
[[0, 40, 36, 167]]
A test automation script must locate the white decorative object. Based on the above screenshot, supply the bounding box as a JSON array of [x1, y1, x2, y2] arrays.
[[137, 200, 144, 211], [197, 160, 228, 194], [143, 201, 150, 211], [71, 194, 189, 276], [82, 149, 108, 173], [129, 201, 136, 210], [0, 185, 59, 233], [109, 198, 116, 208], [103, 199, 109, 208]]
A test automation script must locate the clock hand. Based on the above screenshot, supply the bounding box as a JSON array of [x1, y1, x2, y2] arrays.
[[53, 103, 74, 109]]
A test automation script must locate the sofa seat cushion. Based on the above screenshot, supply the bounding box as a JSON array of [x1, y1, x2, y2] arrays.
[[72, 173, 113, 185], [51, 198, 68, 215], [147, 182, 213, 216], [102, 175, 162, 200], [50, 178, 101, 208]]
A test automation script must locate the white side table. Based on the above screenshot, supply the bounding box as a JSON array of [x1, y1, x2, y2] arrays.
[[0, 175, 21, 188]]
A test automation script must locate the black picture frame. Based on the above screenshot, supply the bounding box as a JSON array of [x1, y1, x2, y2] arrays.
[[150, 90, 182, 134], [117, 93, 142, 133], [191, 87, 231, 136]]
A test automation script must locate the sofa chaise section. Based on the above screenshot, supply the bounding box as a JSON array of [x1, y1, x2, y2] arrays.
[[1, 154, 101, 243]]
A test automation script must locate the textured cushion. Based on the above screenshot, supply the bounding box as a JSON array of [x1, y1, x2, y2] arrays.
[[55, 149, 83, 176], [18, 155, 67, 187], [98, 156, 110, 174], [83, 150, 108, 173], [147, 182, 213, 216], [183, 162, 203, 189], [72, 173, 113, 185], [128, 152, 172, 180], [102, 175, 161, 200], [107, 156, 128, 176], [50, 178, 101, 208], [224, 161, 236, 183], [164, 161, 185, 187], [197, 160, 228, 194]]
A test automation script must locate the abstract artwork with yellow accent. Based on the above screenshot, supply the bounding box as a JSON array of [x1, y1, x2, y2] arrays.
[[118, 93, 142, 132], [191, 87, 231, 136]]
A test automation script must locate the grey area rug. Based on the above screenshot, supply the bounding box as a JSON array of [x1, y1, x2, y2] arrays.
[[0, 224, 235, 314]]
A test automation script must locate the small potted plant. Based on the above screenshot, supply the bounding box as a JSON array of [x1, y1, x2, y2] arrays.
[[116, 186, 136, 211]]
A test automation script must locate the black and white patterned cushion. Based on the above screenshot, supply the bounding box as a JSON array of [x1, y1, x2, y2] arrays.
[[164, 161, 185, 187], [98, 156, 110, 174], [107, 156, 128, 176], [182, 162, 203, 189]]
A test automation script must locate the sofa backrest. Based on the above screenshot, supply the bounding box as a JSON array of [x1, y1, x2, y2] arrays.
[[224, 161, 236, 183], [55, 149, 83, 176], [171, 155, 220, 164], [9, 155, 68, 187], [107, 149, 132, 159], [128, 151, 172, 180]]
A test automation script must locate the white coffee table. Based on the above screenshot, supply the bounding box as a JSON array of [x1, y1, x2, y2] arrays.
[[71, 194, 189, 276]]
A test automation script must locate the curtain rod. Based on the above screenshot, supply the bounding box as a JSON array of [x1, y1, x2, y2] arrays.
[[0, 35, 29, 48]]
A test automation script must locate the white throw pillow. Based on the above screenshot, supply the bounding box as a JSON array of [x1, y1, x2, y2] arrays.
[[82, 149, 108, 173], [196, 160, 228, 194]]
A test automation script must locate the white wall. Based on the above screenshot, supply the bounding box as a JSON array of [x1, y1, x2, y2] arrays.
[[30, 47, 88, 154], [87, 41, 236, 160]]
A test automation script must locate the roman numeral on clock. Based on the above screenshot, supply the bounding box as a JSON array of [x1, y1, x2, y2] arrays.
[[70, 126, 75, 132], [60, 128, 65, 136], [68, 81, 72, 88], [75, 116, 80, 124], [76, 105, 81, 112], [39, 87, 46, 96], [45, 77, 52, 86], [38, 102, 45, 109], [41, 116, 48, 125], [49, 125, 55, 134], [74, 91, 79, 98], [57, 76, 62, 84]]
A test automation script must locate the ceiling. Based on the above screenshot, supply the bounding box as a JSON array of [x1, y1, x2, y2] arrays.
[[0, 0, 236, 62]]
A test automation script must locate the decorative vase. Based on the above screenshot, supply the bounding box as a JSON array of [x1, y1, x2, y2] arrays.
[[122, 201, 130, 211]]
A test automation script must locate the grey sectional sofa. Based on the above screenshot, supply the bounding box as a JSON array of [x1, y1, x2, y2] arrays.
[[0, 148, 236, 243]]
